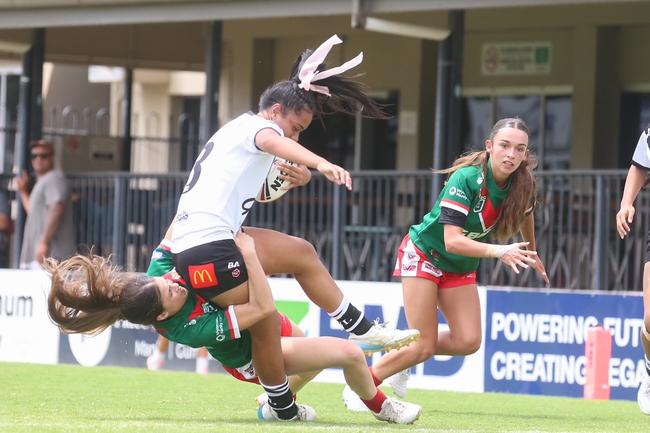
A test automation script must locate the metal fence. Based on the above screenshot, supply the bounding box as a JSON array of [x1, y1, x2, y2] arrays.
[[1, 168, 647, 291]]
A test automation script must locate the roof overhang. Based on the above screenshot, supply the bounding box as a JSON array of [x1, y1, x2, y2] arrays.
[[0, 0, 641, 30]]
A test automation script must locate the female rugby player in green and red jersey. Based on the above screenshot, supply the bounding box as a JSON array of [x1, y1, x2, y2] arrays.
[[45, 231, 422, 424], [344, 117, 549, 407]]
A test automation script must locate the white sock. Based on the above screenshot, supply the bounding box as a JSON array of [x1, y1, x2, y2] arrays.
[[195, 355, 209, 374], [150, 350, 165, 361]]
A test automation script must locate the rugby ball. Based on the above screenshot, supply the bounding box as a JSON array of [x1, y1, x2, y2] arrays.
[[256, 158, 296, 203]]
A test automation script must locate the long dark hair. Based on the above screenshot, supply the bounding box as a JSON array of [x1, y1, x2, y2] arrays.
[[258, 47, 386, 119], [45, 255, 162, 335], [438, 118, 538, 241]]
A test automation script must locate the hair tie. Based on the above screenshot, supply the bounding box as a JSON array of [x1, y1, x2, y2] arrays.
[[298, 34, 363, 96]]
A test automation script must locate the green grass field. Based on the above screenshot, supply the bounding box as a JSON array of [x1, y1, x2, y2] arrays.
[[1, 362, 647, 433]]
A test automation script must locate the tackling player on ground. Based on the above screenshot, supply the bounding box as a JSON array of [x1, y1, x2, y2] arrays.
[[45, 231, 422, 424]]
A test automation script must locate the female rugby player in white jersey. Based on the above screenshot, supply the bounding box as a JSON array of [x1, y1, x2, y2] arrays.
[[169, 35, 418, 421], [616, 125, 650, 415]]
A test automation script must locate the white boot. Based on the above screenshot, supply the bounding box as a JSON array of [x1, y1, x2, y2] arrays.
[[373, 397, 422, 424], [638, 375, 650, 415], [257, 402, 317, 421], [342, 385, 369, 412], [387, 368, 410, 398], [349, 321, 420, 355]]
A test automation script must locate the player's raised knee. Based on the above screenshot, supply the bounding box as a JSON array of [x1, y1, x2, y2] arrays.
[[339, 340, 367, 363], [457, 335, 482, 355], [410, 340, 435, 363], [289, 235, 318, 259]]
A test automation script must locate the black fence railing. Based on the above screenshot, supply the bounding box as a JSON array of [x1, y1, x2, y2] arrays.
[[1, 169, 647, 291]]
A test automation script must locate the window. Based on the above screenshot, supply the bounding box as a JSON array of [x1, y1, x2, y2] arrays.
[[462, 89, 572, 170], [619, 92, 650, 168], [299, 91, 398, 170]]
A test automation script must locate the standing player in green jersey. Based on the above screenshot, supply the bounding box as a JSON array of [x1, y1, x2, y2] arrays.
[[45, 232, 423, 424], [344, 118, 549, 407]]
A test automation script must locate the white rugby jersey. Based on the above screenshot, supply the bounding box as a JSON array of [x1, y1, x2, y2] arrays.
[[631, 126, 650, 170], [171, 112, 282, 253]]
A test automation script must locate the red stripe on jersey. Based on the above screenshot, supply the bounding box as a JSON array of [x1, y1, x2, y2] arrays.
[[441, 198, 469, 212], [163, 271, 187, 287], [188, 297, 206, 321], [478, 189, 501, 231], [226, 307, 237, 339]]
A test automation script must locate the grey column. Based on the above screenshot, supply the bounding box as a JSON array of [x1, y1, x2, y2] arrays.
[[201, 21, 222, 143], [122, 67, 133, 171], [13, 28, 45, 267], [432, 10, 464, 204]]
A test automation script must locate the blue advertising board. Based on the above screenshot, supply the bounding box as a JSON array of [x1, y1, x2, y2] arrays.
[[485, 288, 645, 400]]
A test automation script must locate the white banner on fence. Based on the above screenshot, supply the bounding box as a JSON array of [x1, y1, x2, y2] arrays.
[[0, 269, 59, 364]]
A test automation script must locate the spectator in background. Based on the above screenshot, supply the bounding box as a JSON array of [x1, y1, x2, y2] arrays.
[[0, 185, 11, 268], [15, 139, 75, 269]]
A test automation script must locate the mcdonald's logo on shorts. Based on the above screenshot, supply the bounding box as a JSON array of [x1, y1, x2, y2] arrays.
[[188, 263, 219, 289]]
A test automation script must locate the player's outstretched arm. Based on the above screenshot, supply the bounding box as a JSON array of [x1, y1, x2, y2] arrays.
[[443, 224, 537, 275], [617, 165, 647, 239], [277, 162, 311, 190], [256, 129, 351, 190], [519, 212, 549, 286]]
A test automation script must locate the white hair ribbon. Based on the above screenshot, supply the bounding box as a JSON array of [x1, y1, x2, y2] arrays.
[[298, 34, 364, 96]]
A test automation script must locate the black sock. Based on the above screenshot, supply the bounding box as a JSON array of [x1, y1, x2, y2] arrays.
[[329, 298, 372, 335], [262, 378, 297, 420]]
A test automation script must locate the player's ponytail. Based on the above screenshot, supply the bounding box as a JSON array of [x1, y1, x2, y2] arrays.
[[45, 255, 162, 335], [259, 35, 386, 119]]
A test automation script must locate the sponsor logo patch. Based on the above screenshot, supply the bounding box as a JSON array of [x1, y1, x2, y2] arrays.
[[448, 186, 468, 201], [188, 263, 218, 289], [473, 195, 486, 212], [422, 261, 443, 277], [215, 316, 226, 341]]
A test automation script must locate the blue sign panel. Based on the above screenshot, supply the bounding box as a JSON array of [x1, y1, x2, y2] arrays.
[[319, 304, 466, 377], [485, 289, 644, 400], [58, 321, 217, 372]]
